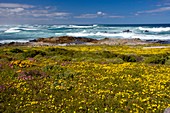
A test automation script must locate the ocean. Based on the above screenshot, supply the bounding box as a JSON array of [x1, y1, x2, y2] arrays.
[[0, 24, 170, 43]]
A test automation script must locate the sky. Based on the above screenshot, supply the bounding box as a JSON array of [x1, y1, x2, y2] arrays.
[[0, 0, 170, 24]]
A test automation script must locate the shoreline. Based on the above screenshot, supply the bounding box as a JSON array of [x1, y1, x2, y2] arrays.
[[0, 36, 170, 47]]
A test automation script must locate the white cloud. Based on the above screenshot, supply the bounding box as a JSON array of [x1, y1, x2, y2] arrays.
[[75, 14, 97, 18], [109, 15, 124, 18], [136, 6, 170, 15], [23, 8, 69, 17], [97, 11, 106, 16], [0, 8, 25, 16], [31, 9, 49, 14], [75, 11, 107, 18], [11, 8, 25, 13], [75, 11, 124, 19], [0, 3, 34, 8], [144, 7, 170, 13], [31, 12, 69, 17], [0, 3, 69, 19]]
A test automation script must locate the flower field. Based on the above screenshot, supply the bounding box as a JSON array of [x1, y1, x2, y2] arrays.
[[0, 45, 170, 112]]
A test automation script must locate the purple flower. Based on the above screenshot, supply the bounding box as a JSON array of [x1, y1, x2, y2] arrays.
[[9, 63, 13, 68], [28, 58, 34, 61], [18, 75, 34, 80], [0, 85, 6, 92]]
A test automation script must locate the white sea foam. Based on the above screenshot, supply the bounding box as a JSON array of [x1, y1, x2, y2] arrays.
[[55, 33, 65, 36], [138, 27, 170, 32], [0, 39, 29, 44], [4, 27, 37, 33], [68, 25, 96, 28], [1, 25, 170, 42], [93, 24, 98, 27], [65, 31, 170, 40], [82, 30, 87, 33], [22, 28, 37, 31], [66, 32, 135, 38], [51, 25, 68, 28], [4, 28, 21, 33], [131, 34, 170, 40]]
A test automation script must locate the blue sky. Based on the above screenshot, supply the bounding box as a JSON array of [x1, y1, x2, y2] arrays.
[[0, 0, 170, 24]]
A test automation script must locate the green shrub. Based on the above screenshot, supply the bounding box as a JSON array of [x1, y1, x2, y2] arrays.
[[165, 59, 170, 65], [10, 48, 23, 53], [61, 57, 72, 61], [110, 58, 124, 64], [145, 56, 167, 64], [48, 48, 75, 56], [43, 64, 75, 79], [0, 55, 12, 61], [23, 50, 46, 58], [100, 51, 118, 58], [118, 54, 137, 62], [43, 65, 64, 74]]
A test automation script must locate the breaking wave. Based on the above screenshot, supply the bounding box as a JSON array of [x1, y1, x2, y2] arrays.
[[68, 25, 98, 28], [0, 39, 30, 44], [1, 24, 170, 43], [138, 27, 170, 32], [4, 27, 37, 33], [4, 28, 21, 33], [65, 32, 135, 38]]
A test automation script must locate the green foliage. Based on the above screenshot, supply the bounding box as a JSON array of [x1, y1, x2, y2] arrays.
[[100, 51, 118, 58], [109, 58, 124, 64], [1, 45, 170, 112], [10, 48, 23, 53], [43, 64, 76, 89], [23, 50, 46, 58], [145, 56, 168, 64], [118, 54, 137, 62], [165, 59, 170, 65], [47, 47, 76, 57]]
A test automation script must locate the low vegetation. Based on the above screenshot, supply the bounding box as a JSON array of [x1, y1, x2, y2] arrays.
[[0, 45, 170, 112]]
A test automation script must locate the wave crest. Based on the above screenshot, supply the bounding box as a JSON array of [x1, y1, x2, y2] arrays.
[[138, 27, 170, 32], [4, 28, 21, 33]]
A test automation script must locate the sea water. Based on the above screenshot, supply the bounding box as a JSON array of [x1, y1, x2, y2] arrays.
[[0, 24, 170, 43]]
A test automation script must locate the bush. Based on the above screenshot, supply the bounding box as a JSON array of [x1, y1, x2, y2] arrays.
[[110, 58, 124, 64], [118, 54, 137, 62], [48, 48, 75, 56], [23, 50, 46, 58], [100, 51, 118, 58], [165, 59, 170, 65], [10, 48, 23, 53], [145, 56, 167, 64]]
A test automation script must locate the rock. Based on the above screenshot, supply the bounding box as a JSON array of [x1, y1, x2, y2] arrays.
[[102, 38, 109, 40], [133, 38, 141, 41], [29, 39, 37, 42], [145, 39, 170, 44], [35, 36, 98, 44], [123, 30, 132, 33], [8, 42, 15, 45], [97, 38, 152, 45], [144, 30, 149, 33], [156, 40, 170, 44]]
